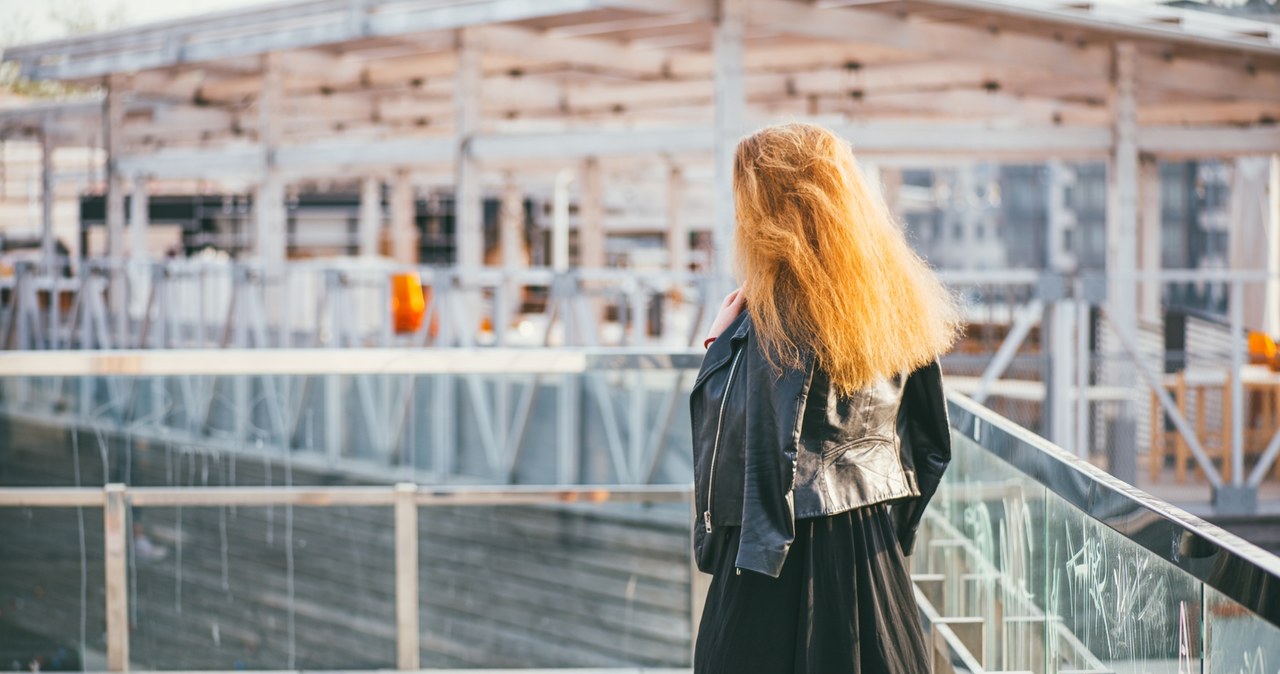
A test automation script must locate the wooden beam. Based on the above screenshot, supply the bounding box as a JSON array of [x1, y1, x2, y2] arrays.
[[115, 119, 1280, 180], [114, 123, 1104, 179], [791, 62, 1050, 97], [473, 24, 674, 78], [671, 40, 918, 78], [1136, 52, 1280, 103], [1138, 125, 1280, 158], [132, 69, 207, 103], [748, 0, 1110, 81], [600, 0, 715, 16], [832, 89, 1108, 125], [924, 0, 1280, 58], [363, 51, 458, 87], [830, 121, 1113, 157], [10, 0, 604, 81], [1139, 100, 1280, 126], [749, 0, 1280, 105]]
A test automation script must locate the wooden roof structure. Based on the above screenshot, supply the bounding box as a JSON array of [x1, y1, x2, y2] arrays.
[[1, 0, 1278, 277], [4, 0, 1279, 160]]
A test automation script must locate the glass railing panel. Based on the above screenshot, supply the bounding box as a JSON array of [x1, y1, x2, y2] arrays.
[[1, 352, 701, 669], [919, 433, 1050, 673], [417, 502, 693, 669], [0, 506, 107, 671], [129, 505, 396, 670], [1042, 491, 1205, 673], [0, 354, 700, 488], [1204, 585, 1280, 673], [940, 393, 1280, 672]]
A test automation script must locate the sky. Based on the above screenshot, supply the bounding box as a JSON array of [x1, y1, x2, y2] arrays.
[[0, 0, 1258, 47]]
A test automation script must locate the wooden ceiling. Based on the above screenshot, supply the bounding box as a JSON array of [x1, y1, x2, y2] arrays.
[[2, 0, 1278, 177]]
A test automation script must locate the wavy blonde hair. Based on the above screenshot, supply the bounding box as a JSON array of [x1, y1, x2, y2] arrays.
[[733, 122, 962, 395]]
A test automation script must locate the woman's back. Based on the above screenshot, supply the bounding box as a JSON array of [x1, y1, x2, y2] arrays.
[[692, 122, 955, 674]]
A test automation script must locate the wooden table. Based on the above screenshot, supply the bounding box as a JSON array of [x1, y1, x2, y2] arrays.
[[1150, 365, 1280, 484]]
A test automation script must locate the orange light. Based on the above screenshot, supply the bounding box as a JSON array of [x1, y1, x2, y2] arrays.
[[391, 272, 427, 334], [1247, 331, 1277, 366]]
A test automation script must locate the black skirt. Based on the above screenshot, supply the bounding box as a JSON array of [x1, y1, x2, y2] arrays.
[[693, 503, 929, 674]]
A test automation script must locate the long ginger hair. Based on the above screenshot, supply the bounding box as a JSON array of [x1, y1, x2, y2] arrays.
[[733, 122, 961, 394]]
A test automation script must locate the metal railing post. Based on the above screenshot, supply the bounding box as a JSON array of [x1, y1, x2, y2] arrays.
[[1229, 279, 1245, 487], [104, 483, 130, 671], [394, 482, 420, 669]]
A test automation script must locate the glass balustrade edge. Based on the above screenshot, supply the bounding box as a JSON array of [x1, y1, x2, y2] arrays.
[[946, 390, 1280, 629]]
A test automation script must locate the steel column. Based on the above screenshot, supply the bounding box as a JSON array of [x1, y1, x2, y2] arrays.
[[1104, 42, 1140, 476], [1138, 156, 1161, 323], [255, 53, 287, 266], [454, 27, 483, 269], [1106, 42, 1139, 337], [359, 175, 382, 257], [712, 0, 745, 281], [666, 164, 688, 275], [389, 169, 417, 264], [39, 127, 56, 276], [104, 75, 128, 346]]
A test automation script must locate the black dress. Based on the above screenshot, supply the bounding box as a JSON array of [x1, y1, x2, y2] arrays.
[[693, 503, 929, 674]]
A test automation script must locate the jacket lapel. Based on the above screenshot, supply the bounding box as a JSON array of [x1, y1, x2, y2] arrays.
[[691, 310, 750, 392]]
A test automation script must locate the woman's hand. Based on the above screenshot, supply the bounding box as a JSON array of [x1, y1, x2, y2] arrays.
[[706, 288, 745, 342]]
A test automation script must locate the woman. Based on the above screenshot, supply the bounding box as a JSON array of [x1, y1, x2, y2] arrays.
[[690, 122, 960, 673]]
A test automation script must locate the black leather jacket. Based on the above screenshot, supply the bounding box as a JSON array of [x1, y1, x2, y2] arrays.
[[690, 310, 951, 577]]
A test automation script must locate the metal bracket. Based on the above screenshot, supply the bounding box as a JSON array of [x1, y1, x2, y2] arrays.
[[1079, 272, 1108, 304], [1036, 271, 1069, 303], [1212, 485, 1258, 515]]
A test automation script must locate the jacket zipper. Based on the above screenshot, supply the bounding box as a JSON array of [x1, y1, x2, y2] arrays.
[[704, 347, 744, 533]]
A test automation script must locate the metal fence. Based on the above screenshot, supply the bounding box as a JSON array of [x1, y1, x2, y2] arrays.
[[3, 391, 1279, 672], [5, 261, 1278, 510]]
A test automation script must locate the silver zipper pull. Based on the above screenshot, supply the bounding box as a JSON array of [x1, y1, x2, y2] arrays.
[[704, 510, 713, 532]]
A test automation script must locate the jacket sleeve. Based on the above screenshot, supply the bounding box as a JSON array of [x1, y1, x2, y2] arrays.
[[892, 359, 951, 557], [733, 335, 816, 578]]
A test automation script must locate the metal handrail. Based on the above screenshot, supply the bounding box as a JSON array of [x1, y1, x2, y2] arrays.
[[947, 391, 1280, 629], [0, 484, 693, 508], [0, 483, 694, 672], [5, 384, 1279, 669], [0, 347, 705, 377]]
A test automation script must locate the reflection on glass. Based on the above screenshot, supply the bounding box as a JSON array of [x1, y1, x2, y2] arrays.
[[0, 507, 106, 671], [418, 503, 692, 669], [1043, 495, 1203, 673], [130, 506, 395, 670], [918, 433, 1049, 673], [1205, 585, 1280, 674], [0, 369, 696, 487], [928, 400, 1280, 673]]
